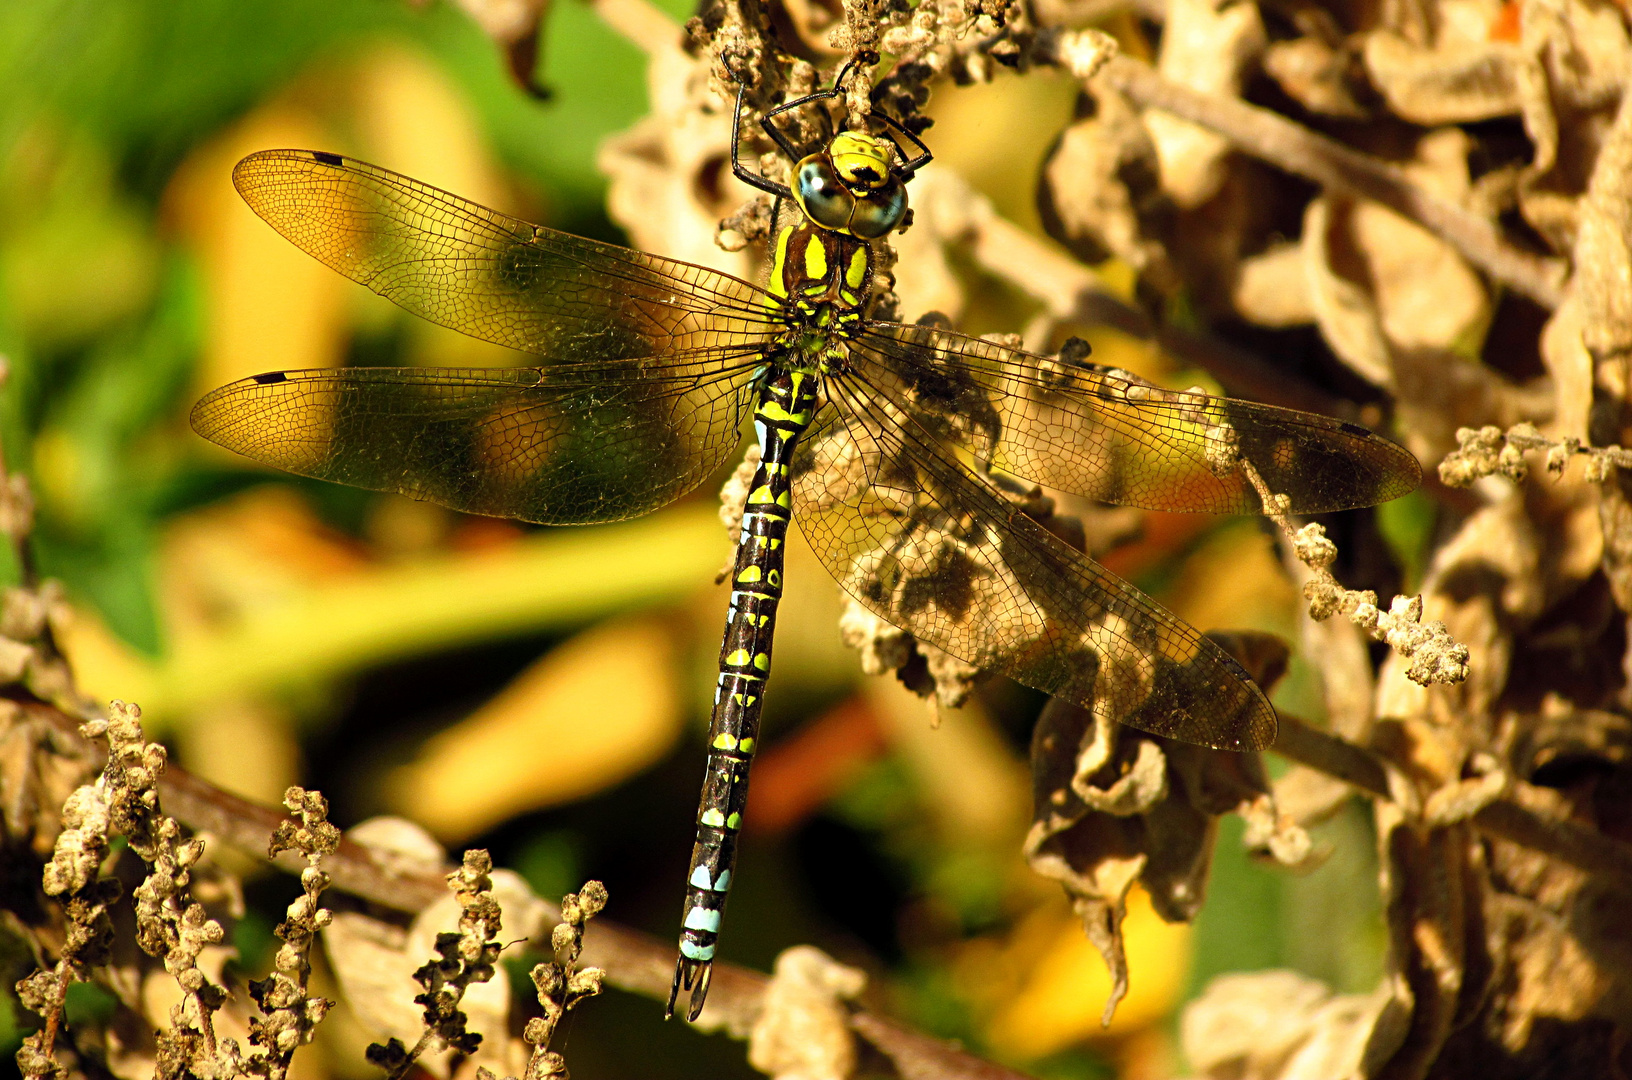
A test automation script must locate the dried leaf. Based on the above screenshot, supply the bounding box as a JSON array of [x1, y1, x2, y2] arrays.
[[1573, 89, 1632, 366], [1302, 195, 1395, 387], [323, 868, 544, 1078], [1263, 36, 1368, 119], [1351, 130, 1489, 355], [1520, 0, 1629, 118], [1144, 0, 1267, 207], [1362, 30, 1524, 125], [747, 947, 865, 1080], [1504, 698, 1632, 782], [1540, 293, 1596, 441], [1376, 491, 1542, 727], [1598, 469, 1632, 625], [1025, 636, 1291, 1024], [1181, 970, 1410, 1079], [1038, 85, 1175, 289], [1441, 780, 1632, 1075], [889, 171, 968, 323], [599, 30, 755, 277], [1233, 241, 1315, 327], [1374, 800, 1471, 1075]]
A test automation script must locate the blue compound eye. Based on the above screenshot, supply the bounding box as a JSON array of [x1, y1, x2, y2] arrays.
[[849, 180, 907, 239], [794, 156, 854, 231]]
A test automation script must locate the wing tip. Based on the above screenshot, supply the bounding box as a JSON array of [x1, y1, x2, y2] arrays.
[[232, 148, 350, 196], [188, 382, 229, 441], [188, 370, 298, 447], [1202, 680, 1278, 752], [1238, 698, 1279, 752]]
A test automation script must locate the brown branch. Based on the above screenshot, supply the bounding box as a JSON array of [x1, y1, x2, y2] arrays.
[[18, 699, 1039, 1080], [19, 699, 1632, 1070], [1270, 712, 1392, 799], [1473, 785, 1632, 886], [1079, 52, 1568, 310]]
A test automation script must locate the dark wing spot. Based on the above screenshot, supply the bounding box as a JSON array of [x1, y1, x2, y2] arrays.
[[311, 150, 344, 167], [1340, 422, 1372, 438], [253, 371, 289, 385]]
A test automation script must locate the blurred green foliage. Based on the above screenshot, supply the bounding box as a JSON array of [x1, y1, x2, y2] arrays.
[[0, 0, 688, 651], [1186, 800, 1385, 1001]]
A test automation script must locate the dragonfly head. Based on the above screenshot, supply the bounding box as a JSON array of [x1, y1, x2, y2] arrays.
[[793, 130, 909, 240]]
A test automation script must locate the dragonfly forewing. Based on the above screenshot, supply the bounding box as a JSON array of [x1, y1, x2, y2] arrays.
[[233, 149, 782, 361]]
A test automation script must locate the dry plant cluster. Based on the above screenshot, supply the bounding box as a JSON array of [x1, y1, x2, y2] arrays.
[[5, 0, 1632, 1075]]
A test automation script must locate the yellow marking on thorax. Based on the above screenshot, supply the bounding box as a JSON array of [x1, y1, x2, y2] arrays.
[[768, 226, 794, 299], [803, 235, 828, 281], [845, 246, 867, 289]]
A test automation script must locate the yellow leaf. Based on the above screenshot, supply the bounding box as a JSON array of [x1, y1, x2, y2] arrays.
[[979, 887, 1192, 1058], [144, 502, 723, 721], [383, 616, 683, 841]]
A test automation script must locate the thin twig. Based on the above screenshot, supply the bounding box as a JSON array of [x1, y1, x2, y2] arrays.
[[1269, 712, 1391, 798], [1440, 422, 1632, 487], [1077, 52, 1567, 309], [1237, 457, 1470, 686], [23, 695, 1632, 1029]]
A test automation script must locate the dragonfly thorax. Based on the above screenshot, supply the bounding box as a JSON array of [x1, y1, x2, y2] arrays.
[[767, 222, 875, 347]]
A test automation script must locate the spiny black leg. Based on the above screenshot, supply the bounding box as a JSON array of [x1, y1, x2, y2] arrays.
[[732, 85, 795, 200], [869, 109, 934, 177], [758, 50, 874, 150]]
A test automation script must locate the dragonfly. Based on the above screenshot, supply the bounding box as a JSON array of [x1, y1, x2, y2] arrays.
[[190, 57, 1420, 1021]]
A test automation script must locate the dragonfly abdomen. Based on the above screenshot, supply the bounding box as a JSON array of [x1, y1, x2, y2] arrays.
[[668, 365, 820, 1021]]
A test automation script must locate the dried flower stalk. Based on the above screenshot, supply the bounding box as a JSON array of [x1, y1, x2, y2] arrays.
[[515, 881, 607, 1080], [1239, 458, 1470, 687], [367, 849, 506, 1078], [1439, 422, 1632, 487], [243, 787, 340, 1079]]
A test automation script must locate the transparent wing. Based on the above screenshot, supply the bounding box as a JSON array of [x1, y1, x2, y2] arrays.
[[232, 149, 784, 359], [790, 370, 1276, 751], [204, 149, 785, 523], [191, 356, 760, 525], [849, 322, 1420, 515]]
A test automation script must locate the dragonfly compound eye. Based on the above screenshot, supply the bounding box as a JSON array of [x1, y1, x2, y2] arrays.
[[794, 156, 856, 231], [848, 181, 908, 239]]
